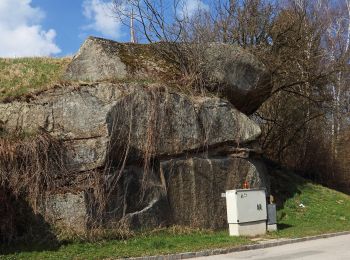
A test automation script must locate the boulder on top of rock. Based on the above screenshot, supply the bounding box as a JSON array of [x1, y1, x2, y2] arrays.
[[0, 37, 273, 237], [63, 36, 128, 82], [63, 37, 271, 114], [201, 43, 271, 114]]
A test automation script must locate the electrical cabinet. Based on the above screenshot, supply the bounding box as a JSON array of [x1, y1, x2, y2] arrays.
[[225, 189, 267, 236]]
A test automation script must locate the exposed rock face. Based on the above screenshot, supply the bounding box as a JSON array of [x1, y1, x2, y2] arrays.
[[197, 98, 261, 145], [0, 36, 271, 235], [64, 37, 128, 82], [0, 83, 260, 171], [108, 89, 261, 159], [44, 166, 170, 233], [160, 156, 269, 229], [43, 156, 269, 233], [45, 192, 88, 235], [63, 37, 271, 114], [0, 83, 123, 171]]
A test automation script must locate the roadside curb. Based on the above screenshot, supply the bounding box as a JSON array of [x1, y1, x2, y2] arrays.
[[122, 231, 350, 259]]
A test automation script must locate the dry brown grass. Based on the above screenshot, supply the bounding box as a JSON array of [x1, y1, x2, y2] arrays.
[[0, 132, 70, 211], [0, 131, 73, 242]]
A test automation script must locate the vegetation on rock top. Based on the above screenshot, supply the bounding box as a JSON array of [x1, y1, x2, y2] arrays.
[[0, 57, 70, 101]]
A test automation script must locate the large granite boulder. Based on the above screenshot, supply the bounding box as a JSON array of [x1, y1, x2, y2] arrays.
[[107, 88, 261, 159], [63, 37, 271, 114], [160, 156, 269, 229], [0, 83, 260, 171], [202, 43, 271, 114]]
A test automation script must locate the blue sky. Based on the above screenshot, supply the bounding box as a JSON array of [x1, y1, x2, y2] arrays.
[[31, 0, 93, 56], [0, 0, 207, 57], [0, 0, 131, 57]]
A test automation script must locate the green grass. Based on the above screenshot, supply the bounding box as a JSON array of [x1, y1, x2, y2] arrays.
[[1, 170, 350, 259], [0, 57, 70, 101], [267, 169, 350, 238], [0, 230, 249, 260]]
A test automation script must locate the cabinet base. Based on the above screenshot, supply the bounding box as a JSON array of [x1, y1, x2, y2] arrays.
[[229, 220, 267, 236]]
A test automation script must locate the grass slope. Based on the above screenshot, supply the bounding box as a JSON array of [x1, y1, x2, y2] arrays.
[[0, 57, 70, 101], [1, 169, 350, 259], [268, 168, 350, 238]]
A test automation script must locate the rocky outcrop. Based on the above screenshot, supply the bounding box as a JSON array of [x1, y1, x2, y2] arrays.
[[43, 155, 269, 233], [0, 36, 271, 236], [63, 37, 271, 114]]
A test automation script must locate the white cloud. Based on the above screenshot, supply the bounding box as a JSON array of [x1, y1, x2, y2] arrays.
[[83, 0, 123, 39], [179, 0, 209, 19], [0, 0, 60, 57]]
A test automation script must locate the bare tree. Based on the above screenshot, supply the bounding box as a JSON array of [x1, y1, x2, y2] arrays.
[[111, 0, 350, 189], [112, 0, 184, 42]]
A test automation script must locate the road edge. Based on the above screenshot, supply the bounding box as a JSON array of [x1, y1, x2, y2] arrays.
[[122, 230, 350, 259]]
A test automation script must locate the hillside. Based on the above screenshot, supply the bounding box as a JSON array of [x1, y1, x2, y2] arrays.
[[268, 166, 350, 237]]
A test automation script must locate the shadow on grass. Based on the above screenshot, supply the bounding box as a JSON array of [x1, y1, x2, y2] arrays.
[[265, 159, 305, 210], [0, 242, 63, 256], [277, 223, 293, 230]]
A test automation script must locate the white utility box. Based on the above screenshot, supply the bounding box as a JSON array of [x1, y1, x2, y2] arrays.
[[225, 189, 267, 236]]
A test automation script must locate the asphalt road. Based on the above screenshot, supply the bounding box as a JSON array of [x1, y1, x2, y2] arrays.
[[196, 234, 350, 260]]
